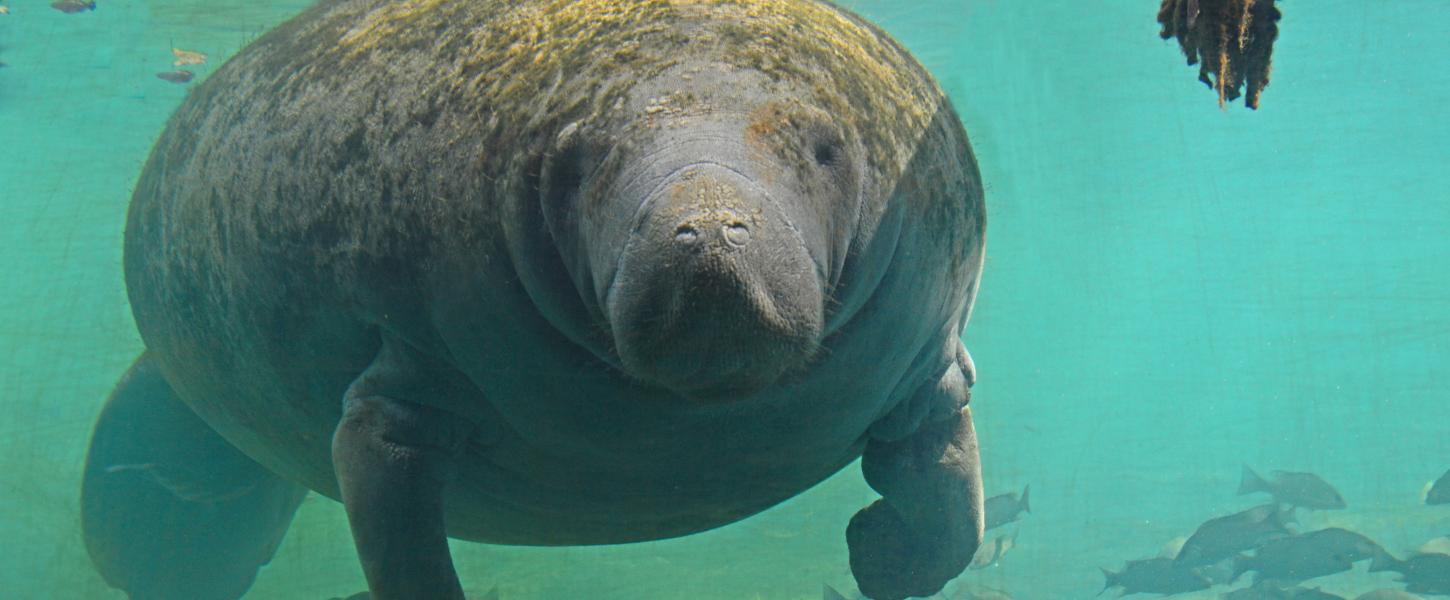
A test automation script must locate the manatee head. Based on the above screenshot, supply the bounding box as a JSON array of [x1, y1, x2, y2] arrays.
[[489, 1, 961, 402], [536, 65, 863, 401]]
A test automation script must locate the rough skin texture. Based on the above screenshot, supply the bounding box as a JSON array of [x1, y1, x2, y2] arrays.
[[120, 0, 986, 597]]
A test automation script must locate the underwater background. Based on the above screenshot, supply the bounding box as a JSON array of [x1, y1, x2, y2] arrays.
[[1, 0, 1447, 598]]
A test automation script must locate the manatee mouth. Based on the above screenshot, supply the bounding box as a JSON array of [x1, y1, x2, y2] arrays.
[[604, 163, 824, 401]]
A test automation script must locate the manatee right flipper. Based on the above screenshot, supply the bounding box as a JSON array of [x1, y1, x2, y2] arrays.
[[332, 333, 480, 600], [847, 344, 983, 600], [82, 353, 308, 600]]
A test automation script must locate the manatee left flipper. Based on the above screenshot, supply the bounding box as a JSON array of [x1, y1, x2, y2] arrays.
[[82, 353, 308, 600], [847, 347, 983, 600]]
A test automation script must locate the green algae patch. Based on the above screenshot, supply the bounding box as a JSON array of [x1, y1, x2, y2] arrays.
[[308, 0, 947, 188]]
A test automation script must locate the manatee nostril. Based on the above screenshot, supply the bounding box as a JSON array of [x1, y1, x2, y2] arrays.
[[723, 222, 751, 247], [675, 224, 699, 244]]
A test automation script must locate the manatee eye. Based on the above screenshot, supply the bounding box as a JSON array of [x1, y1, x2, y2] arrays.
[[813, 141, 840, 167], [541, 122, 598, 210], [549, 127, 585, 188], [539, 122, 601, 246], [549, 144, 586, 200]]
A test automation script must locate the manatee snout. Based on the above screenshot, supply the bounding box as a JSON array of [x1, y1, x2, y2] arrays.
[[608, 163, 824, 400]]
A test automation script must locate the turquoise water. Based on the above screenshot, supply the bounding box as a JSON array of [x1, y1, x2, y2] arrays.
[[1, 0, 1447, 598]]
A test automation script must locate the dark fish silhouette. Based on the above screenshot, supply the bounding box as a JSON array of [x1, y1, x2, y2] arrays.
[[984, 484, 1030, 531], [1100, 557, 1211, 596], [156, 70, 194, 84], [50, 0, 94, 13], [1427, 469, 1450, 505], [1175, 503, 1295, 567], [1370, 551, 1450, 596], [1239, 466, 1347, 510], [1231, 527, 1381, 585]]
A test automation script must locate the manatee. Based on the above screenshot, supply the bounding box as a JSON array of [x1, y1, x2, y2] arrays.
[[79, 1, 988, 599]]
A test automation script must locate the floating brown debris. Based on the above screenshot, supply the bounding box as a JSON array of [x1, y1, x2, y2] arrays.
[[50, 0, 95, 14], [156, 70, 194, 84], [171, 48, 207, 66], [1157, 0, 1281, 109]]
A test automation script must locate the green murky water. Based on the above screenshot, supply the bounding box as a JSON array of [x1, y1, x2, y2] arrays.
[[2, 1, 1447, 598]]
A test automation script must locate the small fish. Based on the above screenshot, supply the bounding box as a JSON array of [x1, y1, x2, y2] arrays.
[[1174, 503, 1295, 567], [172, 47, 207, 66], [970, 531, 1017, 569], [1354, 590, 1424, 600], [50, 0, 94, 14], [984, 484, 1030, 531], [1101, 557, 1211, 596], [1369, 551, 1450, 596], [157, 70, 194, 84], [0, 6, 10, 15], [1427, 468, 1450, 505], [1239, 466, 1347, 510], [1231, 527, 1381, 585]]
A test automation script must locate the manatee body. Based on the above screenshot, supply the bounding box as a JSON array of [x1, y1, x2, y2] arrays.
[[83, 1, 987, 599]]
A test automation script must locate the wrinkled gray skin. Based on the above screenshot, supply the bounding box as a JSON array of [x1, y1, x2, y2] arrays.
[[86, 1, 987, 599]]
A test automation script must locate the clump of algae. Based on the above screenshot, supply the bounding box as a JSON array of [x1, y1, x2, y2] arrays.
[[1158, 0, 1281, 109], [324, 0, 946, 186]]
